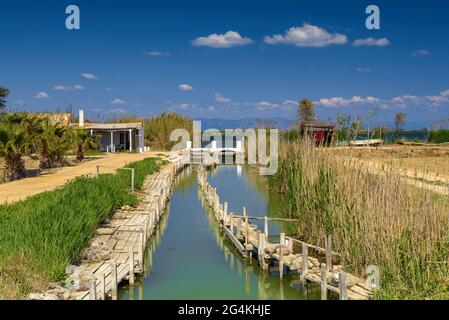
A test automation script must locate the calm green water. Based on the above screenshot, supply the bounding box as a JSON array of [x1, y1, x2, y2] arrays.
[[118, 165, 320, 300]]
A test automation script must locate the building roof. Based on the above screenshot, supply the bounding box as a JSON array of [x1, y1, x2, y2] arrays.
[[71, 122, 143, 130]]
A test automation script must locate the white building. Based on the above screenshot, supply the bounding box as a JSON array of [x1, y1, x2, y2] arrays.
[[72, 109, 145, 153]]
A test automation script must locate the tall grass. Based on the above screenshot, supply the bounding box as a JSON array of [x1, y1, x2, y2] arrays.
[[270, 140, 449, 299], [143, 113, 192, 150], [0, 158, 159, 299], [428, 130, 449, 143]]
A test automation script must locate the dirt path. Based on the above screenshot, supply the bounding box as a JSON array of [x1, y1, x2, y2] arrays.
[[0, 152, 169, 205]]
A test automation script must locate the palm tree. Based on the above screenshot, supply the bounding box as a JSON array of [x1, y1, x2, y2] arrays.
[[72, 130, 98, 161], [33, 119, 66, 169], [0, 120, 31, 181]]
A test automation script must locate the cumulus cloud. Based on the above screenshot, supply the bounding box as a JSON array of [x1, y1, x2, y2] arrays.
[[53, 84, 85, 91], [316, 96, 380, 108], [412, 49, 429, 57], [111, 98, 126, 105], [179, 84, 193, 91], [214, 93, 232, 103], [192, 31, 253, 48], [81, 73, 98, 80], [264, 23, 348, 48], [35, 92, 50, 99], [352, 37, 390, 47], [144, 51, 171, 56]]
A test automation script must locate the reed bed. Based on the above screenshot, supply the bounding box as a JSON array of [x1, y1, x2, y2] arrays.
[[270, 140, 449, 299], [0, 158, 159, 299]]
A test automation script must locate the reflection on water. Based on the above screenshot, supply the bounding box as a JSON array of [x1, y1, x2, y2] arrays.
[[119, 165, 319, 300]]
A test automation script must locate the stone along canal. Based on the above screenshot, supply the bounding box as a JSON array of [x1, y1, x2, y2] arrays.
[[118, 165, 320, 300]]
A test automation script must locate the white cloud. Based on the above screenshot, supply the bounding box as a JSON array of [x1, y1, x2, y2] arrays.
[[179, 84, 193, 91], [14, 99, 24, 105], [208, 105, 217, 112], [214, 93, 232, 103], [53, 84, 85, 91], [264, 23, 348, 48], [81, 73, 98, 80], [316, 96, 380, 108], [283, 100, 297, 106], [111, 98, 126, 105], [35, 92, 50, 99], [412, 49, 429, 57], [356, 67, 373, 73], [105, 88, 113, 91], [352, 37, 390, 47], [192, 31, 253, 48], [144, 51, 171, 56], [441, 90, 449, 97]]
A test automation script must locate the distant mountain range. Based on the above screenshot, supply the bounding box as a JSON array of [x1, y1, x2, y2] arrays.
[[194, 118, 432, 131], [194, 118, 296, 130]]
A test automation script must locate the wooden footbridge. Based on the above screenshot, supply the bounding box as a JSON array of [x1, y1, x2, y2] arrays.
[[198, 167, 374, 300]]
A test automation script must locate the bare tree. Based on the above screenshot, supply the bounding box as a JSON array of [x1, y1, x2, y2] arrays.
[[394, 112, 407, 131], [297, 99, 316, 125]]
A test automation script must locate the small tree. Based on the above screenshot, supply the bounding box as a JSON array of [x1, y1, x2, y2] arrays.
[[0, 114, 33, 181], [394, 112, 407, 132], [297, 99, 316, 125], [72, 130, 98, 161]]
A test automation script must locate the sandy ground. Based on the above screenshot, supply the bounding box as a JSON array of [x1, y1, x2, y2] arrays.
[[0, 151, 169, 205], [329, 144, 449, 195]]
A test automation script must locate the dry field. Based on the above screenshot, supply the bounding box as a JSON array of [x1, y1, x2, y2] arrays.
[[328, 144, 449, 194], [0, 151, 168, 204]]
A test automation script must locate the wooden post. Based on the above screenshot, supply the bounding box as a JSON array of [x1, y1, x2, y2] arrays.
[[279, 233, 285, 279], [245, 216, 249, 248], [339, 272, 348, 300], [96, 165, 100, 178], [89, 279, 97, 300], [111, 263, 118, 300], [325, 235, 333, 272], [223, 202, 228, 223], [129, 251, 135, 285], [100, 272, 106, 300], [301, 243, 308, 282], [131, 168, 135, 193], [230, 214, 234, 233], [320, 263, 327, 300], [243, 207, 247, 217], [237, 217, 242, 237], [264, 216, 268, 239], [140, 232, 145, 267]]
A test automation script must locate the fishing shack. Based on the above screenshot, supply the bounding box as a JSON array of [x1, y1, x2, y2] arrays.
[[300, 123, 336, 147]]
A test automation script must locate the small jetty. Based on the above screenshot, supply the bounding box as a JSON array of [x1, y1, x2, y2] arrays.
[[197, 167, 373, 300]]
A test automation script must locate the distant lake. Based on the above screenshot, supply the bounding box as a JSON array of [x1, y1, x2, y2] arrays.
[[357, 131, 429, 144]]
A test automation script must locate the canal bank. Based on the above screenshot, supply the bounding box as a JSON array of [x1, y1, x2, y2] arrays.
[[119, 165, 321, 300], [29, 155, 189, 300]]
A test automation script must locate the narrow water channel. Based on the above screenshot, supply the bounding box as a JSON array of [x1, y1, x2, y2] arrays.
[[118, 165, 320, 300]]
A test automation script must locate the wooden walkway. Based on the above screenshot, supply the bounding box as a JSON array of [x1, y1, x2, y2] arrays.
[[35, 155, 190, 300], [198, 167, 373, 300]]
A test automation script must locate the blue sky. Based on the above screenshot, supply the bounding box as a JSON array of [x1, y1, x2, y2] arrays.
[[1, 0, 448, 128]]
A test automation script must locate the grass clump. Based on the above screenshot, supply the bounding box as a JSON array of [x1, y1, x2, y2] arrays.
[[270, 140, 449, 299], [428, 130, 449, 144], [0, 157, 159, 299]]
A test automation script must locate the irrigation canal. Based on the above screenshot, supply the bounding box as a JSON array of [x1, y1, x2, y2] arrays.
[[118, 165, 321, 300]]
